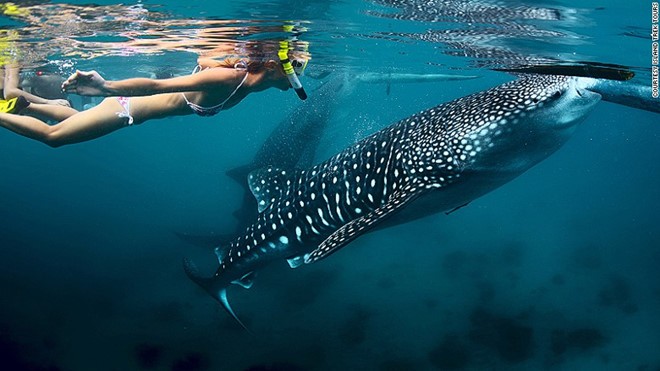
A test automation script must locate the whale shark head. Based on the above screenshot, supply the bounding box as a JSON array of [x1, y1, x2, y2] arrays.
[[449, 75, 601, 175], [520, 75, 602, 128]]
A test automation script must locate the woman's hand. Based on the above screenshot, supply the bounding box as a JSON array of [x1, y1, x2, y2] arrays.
[[46, 99, 71, 107], [62, 70, 109, 96]]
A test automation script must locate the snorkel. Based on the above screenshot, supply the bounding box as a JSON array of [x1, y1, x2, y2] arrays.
[[278, 40, 308, 100]]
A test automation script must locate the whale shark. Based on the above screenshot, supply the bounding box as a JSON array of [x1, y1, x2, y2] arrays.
[[176, 71, 479, 248], [184, 74, 606, 329]]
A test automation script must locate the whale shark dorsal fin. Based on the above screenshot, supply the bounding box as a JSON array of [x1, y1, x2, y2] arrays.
[[305, 186, 427, 264], [248, 166, 305, 213], [248, 166, 284, 212], [226, 164, 253, 185]]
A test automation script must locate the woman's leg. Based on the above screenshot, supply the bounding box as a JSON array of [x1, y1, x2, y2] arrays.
[[23, 102, 79, 122], [0, 98, 130, 147]]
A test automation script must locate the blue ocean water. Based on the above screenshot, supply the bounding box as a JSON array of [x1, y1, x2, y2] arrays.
[[1, 1, 658, 370]]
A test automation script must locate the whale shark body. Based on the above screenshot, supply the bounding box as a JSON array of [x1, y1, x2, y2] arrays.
[[184, 74, 604, 329], [177, 71, 479, 247]]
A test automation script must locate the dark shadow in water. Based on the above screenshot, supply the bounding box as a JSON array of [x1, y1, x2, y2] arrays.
[[134, 343, 164, 370], [468, 308, 534, 364], [0, 326, 61, 371], [171, 351, 211, 371], [551, 328, 606, 357], [598, 274, 638, 314], [551, 273, 565, 286], [243, 362, 306, 371], [474, 280, 496, 304], [338, 305, 372, 346], [427, 333, 471, 370], [379, 358, 422, 371], [570, 244, 603, 270]]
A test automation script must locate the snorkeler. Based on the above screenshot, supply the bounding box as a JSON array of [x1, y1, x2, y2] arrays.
[[0, 44, 308, 147], [1, 64, 72, 107]]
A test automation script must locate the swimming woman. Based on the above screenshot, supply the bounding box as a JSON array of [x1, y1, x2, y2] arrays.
[[0, 49, 309, 147]]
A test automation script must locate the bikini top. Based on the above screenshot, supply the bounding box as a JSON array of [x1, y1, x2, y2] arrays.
[[181, 65, 249, 117]]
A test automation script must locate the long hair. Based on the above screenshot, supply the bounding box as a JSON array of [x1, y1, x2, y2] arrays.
[[203, 40, 309, 73]]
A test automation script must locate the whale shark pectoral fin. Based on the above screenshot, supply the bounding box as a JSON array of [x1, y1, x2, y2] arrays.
[[183, 258, 251, 332], [286, 256, 305, 268], [305, 187, 426, 264], [232, 272, 256, 289]]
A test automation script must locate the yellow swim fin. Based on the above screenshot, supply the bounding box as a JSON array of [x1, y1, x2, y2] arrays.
[[0, 96, 29, 114], [0, 98, 18, 113]]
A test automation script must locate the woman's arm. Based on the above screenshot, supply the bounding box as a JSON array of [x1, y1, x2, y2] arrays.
[[62, 68, 237, 97], [4, 65, 70, 106]]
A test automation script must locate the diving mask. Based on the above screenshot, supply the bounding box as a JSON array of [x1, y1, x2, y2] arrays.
[[291, 59, 308, 76]]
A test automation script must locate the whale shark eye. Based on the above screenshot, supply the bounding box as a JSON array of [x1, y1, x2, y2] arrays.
[[552, 91, 562, 99], [532, 97, 539, 103]]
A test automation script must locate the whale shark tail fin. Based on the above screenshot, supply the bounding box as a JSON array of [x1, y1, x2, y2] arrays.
[[183, 257, 251, 333]]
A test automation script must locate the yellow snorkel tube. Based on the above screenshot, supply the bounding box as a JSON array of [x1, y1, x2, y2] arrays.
[[278, 40, 307, 100]]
